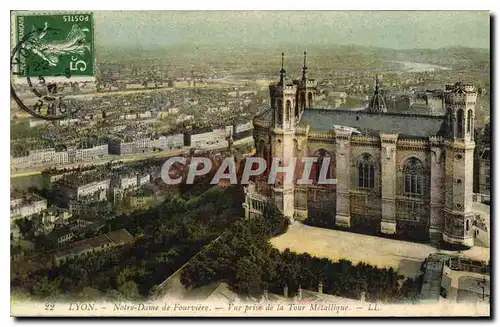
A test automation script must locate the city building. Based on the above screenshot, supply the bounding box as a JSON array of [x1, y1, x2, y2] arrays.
[[68, 198, 112, 216], [68, 144, 109, 163], [52, 226, 75, 247], [10, 191, 48, 221], [409, 90, 446, 115], [184, 128, 230, 148], [233, 122, 254, 139], [157, 134, 184, 150], [11, 148, 69, 171], [48, 215, 105, 248], [10, 144, 108, 172], [110, 172, 139, 203], [55, 173, 111, 206], [53, 229, 134, 265], [10, 155, 31, 172], [322, 89, 347, 108], [108, 133, 182, 155], [137, 172, 151, 186], [108, 136, 155, 155], [128, 185, 167, 209], [32, 206, 73, 236], [244, 52, 480, 247]]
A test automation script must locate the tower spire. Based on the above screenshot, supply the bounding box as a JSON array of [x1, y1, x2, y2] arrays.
[[302, 51, 308, 81], [280, 52, 286, 85], [368, 74, 387, 113]]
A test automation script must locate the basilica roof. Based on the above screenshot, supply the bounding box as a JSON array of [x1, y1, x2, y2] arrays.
[[255, 107, 273, 121], [298, 109, 446, 138]]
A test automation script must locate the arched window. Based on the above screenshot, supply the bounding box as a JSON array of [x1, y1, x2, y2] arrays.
[[258, 140, 267, 158], [257, 140, 269, 176], [308, 92, 313, 108], [295, 95, 301, 117], [300, 93, 306, 112], [312, 149, 332, 184], [276, 100, 283, 125], [457, 109, 464, 138], [357, 154, 375, 188], [293, 139, 299, 157], [285, 100, 291, 123], [467, 109, 473, 134], [404, 158, 424, 196]]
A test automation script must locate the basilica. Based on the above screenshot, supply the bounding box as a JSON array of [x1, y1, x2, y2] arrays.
[[243, 52, 477, 247]]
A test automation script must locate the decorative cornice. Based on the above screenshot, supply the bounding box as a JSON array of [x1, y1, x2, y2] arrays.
[[350, 135, 380, 147], [308, 131, 336, 140], [397, 138, 430, 152]]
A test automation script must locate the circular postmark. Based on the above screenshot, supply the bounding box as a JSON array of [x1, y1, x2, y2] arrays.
[[10, 25, 85, 120]]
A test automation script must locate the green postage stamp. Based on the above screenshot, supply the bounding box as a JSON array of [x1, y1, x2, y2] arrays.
[[14, 12, 95, 77]]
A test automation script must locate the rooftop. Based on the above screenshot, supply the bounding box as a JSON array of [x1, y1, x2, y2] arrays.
[[254, 107, 273, 121], [299, 108, 446, 138], [44, 206, 71, 216], [54, 229, 134, 259], [58, 171, 110, 188], [106, 229, 135, 244], [10, 191, 46, 205]]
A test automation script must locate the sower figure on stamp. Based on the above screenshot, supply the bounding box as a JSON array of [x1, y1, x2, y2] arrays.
[[25, 21, 91, 68]]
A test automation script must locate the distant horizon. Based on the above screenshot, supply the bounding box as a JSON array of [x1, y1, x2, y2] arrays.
[[97, 42, 490, 52], [92, 11, 490, 50]]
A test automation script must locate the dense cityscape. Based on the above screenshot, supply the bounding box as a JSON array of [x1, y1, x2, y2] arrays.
[[10, 11, 490, 317]]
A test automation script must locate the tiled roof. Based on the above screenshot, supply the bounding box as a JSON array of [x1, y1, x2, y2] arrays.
[[106, 229, 135, 245], [54, 229, 134, 259], [299, 108, 446, 138], [255, 107, 273, 121]]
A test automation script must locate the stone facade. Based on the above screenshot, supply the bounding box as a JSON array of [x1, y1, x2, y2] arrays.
[[244, 54, 478, 247]]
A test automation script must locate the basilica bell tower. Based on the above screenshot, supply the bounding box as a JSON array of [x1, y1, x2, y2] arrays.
[[269, 52, 297, 130], [442, 82, 476, 247], [268, 52, 297, 219]]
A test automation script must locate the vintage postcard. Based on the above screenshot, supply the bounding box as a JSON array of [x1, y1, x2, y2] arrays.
[[10, 11, 491, 317]]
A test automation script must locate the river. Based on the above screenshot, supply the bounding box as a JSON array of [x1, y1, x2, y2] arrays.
[[10, 136, 255, 191], [392, 61, 451, 73]]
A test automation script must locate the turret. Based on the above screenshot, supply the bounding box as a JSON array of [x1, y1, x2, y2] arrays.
[[367, 75, 387, 113], [444, 82, 477, 141], [442, 82, 477, 247], [269, 52, 297, 130], [279, 52, 286, 86], [297, 51, 316, 116]]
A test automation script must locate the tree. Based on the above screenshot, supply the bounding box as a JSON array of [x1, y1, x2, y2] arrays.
[[148, 285, 160, 298], [78, 287, 102, 300], [16, 218, 34, 238], [31, 276, 60, 298], [262, 200, 290, 237], [116, 267, 133, 287], [118, 280, 140, 300], [232, 257, 267, 298]]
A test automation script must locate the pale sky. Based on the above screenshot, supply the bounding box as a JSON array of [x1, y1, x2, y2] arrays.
[[94, 11, 490, 49]]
